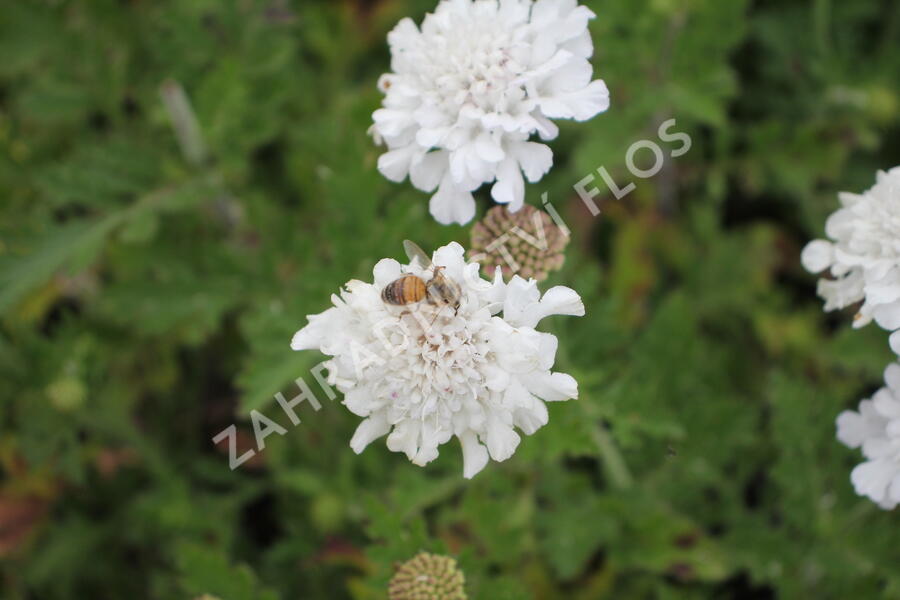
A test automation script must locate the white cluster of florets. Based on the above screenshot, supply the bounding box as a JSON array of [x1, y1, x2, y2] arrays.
[[837, 362, 900, 509], [802, 167, 900, 343], [803, 166, 900, 510], [291, 243, 583, 478], [371, 0, 609, 225]]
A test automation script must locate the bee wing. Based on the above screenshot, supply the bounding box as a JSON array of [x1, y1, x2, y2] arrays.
[[403, 239, 433, 270]]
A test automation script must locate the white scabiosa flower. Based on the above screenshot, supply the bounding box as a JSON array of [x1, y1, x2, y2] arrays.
[[836, 362, 900, 509], [371, 0, 610, 225], [290, 242, 584, 478], [801, 167, 900, 337]]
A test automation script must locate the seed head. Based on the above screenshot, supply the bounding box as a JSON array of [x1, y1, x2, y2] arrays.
[[470, 205, 569, 281], [388, 552, 467, 600]]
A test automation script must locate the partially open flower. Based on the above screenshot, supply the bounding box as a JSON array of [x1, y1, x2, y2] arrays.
[[291, 242, 583, 478], [836, 361, 900, 509], [389, 552, 467, 600], [371, 0, 609, 225], [469, 205, 569, 281]]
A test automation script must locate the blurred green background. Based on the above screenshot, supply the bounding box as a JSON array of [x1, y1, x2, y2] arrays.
[[1, 0, 899, 598]]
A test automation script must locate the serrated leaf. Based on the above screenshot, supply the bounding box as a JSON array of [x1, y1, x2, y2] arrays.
[[175, 543, 278, 600], [0, 217, 120, 314]]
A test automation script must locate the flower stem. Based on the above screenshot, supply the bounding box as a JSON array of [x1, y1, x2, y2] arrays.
[[591, 424, 633, 490]]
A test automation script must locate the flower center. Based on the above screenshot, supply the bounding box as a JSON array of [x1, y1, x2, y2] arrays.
[[372, 306, 488, 426], [421, 19, 526, 114]]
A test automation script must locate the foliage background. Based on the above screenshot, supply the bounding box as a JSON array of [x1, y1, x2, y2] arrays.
[[1, 0, 900, 598]]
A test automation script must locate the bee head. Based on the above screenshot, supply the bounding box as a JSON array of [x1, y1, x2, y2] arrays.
[[425, 266, 462, 309]]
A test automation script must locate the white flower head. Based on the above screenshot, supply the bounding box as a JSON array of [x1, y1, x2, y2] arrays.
[[801, 166, 900, 333], [291, 242, 584, 478], [371, 0, 610, 225], [836, 361, 900, 509]]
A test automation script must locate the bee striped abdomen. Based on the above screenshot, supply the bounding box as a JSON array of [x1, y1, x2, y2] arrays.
[[382, 275, 427, 306]]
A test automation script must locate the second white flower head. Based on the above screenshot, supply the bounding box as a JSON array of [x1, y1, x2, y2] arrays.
[[837, 361, 900, 509], [291, 242, 584, 478], [372, 0, 610, 225]]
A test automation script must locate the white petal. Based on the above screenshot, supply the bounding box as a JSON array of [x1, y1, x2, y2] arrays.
[[888, 472, 900, 504], [480, 268, 508, 313], [377, 146, 417, 182], [817, 271, 865, 311], [866, 269, 900, 305], [837, 191, 864, 208], [449, 142, 489, 191], [387, 420, 420, 460], [824, 208, 855, 239], [372, 108, 413, 138], [416, 126, 451, 149], [542, 57, 593, 94], [290, 326, 320, 352], [373, 259, 403, 288], [290, 308, 339, 351], [539, 79, 610, 121], [531, 0, 579, 26], [412, 442, 440, 467], [430, 174, 476, 225], [458, 431, 489, 479], [885, 363, 900, 392], [872, 388, 900, 419], [873, 301, 900, 331], [432, 241, 468, 280], [495, 329, 546, 375], [502, 276, 541, 325], [483, 364, 512, 391], [800, 240, 834, 274], [350, 413, 391, 454], [387, 17, 421, 48], [504, 378, 550, 434], [535, 332, 559, 371], [514, 397, 549, 435], [491, 157, 525, 212], [511, 142, 554, 183], [413, 105, 448, 128], [531, 112, 560, 141], [851, 460, 896, 506], [474, 132, 505, 163], [563, 29, 594, 58], [862, 437, 893, 459], [409, 151, 448, 192], [518, 285, 585, 328], [485, 416, 521, 462], [836, 409, 872, 449], [521, 371, 578, 401], [343, 387, 372, 417], [891, 331, 900, 355]]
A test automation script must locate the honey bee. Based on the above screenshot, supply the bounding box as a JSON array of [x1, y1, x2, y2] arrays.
[[381, 240, 462, 310]]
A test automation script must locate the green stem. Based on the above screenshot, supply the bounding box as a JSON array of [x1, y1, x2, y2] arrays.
[[813, 0, 832, 58], [591, 424, 633, 490]]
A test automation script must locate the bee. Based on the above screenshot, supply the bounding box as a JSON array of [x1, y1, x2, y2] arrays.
[[381, 240, 462, 310]]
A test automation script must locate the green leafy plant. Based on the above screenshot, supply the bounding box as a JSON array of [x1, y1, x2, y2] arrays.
[[1, 0, 899, 598]]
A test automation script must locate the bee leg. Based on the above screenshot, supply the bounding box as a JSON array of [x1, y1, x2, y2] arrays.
[[422, 305, 449, 336]]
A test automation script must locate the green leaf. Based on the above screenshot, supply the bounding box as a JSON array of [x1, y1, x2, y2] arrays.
[[0, 217, 119, 314], [176, 543, 279, 600]]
